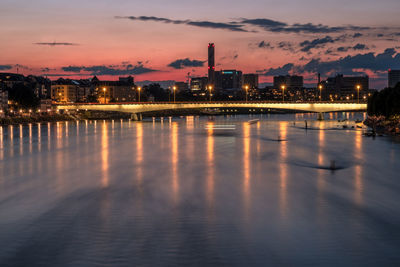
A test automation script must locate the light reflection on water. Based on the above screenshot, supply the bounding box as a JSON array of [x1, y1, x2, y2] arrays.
[[0, 113, 400, 266]]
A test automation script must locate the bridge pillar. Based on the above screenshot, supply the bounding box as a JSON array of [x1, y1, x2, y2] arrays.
[[131, 113, 142, 121], [317, 112, 325, 121]]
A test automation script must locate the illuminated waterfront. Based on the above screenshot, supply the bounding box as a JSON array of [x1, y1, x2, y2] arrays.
[[0, 113, 400, 266]]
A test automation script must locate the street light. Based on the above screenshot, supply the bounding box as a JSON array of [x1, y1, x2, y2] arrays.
[[319, 84, 323, 101], [173, 86, 177, 103], [208, 85, 213, 102], [137, 86, 141, 102], [281, 85, 286, 102], [103, 87, 107, 104], [356, 85, 361, 103], [244, 85, 249, 102]]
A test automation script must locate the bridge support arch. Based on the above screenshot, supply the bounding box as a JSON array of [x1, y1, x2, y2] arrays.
[[317, 112, 325, 121], [130, 113, 142, 121]]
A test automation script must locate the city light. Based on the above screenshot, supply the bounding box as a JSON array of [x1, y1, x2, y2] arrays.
[[281, 85, 286, 102], [208, 85, 213, 102], [173, 86, 177, 103], [356, 84, 361, 103], [244, 85, 249, 102], [137, 86, 141, 102], [319, 84, 323, 101]]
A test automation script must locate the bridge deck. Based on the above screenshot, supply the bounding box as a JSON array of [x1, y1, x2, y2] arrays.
[[57, 102, 367, 114]]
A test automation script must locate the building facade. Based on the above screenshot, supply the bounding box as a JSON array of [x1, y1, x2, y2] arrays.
[[243, 74, 259, 89], [322, 74, 369, 101], [273, 75, 304, 90], [389, 69, 400, 88], [215, 70, 243, 91]]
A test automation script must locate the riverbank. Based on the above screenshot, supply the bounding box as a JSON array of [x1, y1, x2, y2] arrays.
[[364, 116, 400, 135], [0, 114, 75, 126]]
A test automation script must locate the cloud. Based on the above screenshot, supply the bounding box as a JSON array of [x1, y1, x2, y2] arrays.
[[302, 48, 400, 75], [240, 19, 370, 33], [259, 49, 400, 81], [167, 58, 205, 69], [300, 36, 337, 52], [0, 65, 12, 70], [116, 16, 379, 35], [34, 42, 79, 46], [258, 41, 274, 49], [263, 63, 295, 76], [61, 63, 157, 75], [116, 16, 247, 32], [337, 43, 369, 52]]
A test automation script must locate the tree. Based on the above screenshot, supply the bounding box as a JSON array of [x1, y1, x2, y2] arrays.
[[8, 83, 39, 108]]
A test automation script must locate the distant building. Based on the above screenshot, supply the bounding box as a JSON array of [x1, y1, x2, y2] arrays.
[[39, 99, 53, 112], [273, 75, 303, 90], [389, 69, 400, 88], [51, 79, 78, 103], [174, 82, 188, 92], [0, 73, 25, 88], [322, 74, 369, 101], [243, 74, 259, 89], [92, 76, 136, 103], [190, 77, 208, 92], [208, 43, 215, 86], [215, 70, 243, 91], [0, 89, 8, 114]]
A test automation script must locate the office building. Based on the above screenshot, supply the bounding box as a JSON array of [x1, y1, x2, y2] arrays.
[[174, 82, 189, 92], [190, 77, 208, 92], [273, 75, 303, 90], [215, 70, 243, 90], [0, 89, 8, 114], [389, 69, 400, 88], [322, 74, 369, 101], [243, 74, 259, 89], [208, 43, 215, 86], [51, 79, 79, 103]]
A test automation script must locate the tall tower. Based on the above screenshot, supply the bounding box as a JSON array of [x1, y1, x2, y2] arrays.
[[208, 43, 215, 86]]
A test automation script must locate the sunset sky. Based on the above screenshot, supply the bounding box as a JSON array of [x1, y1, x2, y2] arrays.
[[1, 0, 400, 88]]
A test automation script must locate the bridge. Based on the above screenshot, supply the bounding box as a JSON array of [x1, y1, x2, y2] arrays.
[[57, 102, 367, 119]]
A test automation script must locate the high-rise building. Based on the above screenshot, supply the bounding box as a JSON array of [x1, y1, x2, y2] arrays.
[[273, 75, 303, 90], [389, 69, 400, 88], [243, 74, 259, 89], [208, 43, 215, 86]]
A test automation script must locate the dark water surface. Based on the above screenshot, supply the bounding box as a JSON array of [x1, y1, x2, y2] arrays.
[[0, 113, 400, 266]]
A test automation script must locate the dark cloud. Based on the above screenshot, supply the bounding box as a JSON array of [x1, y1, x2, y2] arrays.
[[263, 63, 295, 76], [167, 58, 205, 69], [116, 15, 378, 35], [277, 42, 295, 52], [34, 42, 79, 46], [303, 48, 400, 75], [300, 36, 337, 52], [62, 66, 84, 72], [62, 63, 157, 75], [258, 41, 274, 49], [116, 16, 247, 32], [0, 65, 12, 70], [353, 33, 363, 38], [337, 43, 369, 52], [240, 19, 370, 34]]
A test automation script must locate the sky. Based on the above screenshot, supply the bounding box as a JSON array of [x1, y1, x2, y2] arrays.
[[1, 0, 400, 88]]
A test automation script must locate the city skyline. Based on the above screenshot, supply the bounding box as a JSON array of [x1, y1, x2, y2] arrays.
[[1, 0, 400, 89]]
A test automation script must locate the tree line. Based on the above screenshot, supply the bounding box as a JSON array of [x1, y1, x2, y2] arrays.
[[368, 83, 400, 118]]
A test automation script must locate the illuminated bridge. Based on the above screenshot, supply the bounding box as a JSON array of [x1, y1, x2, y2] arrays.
[[57, 102, 367, 120]]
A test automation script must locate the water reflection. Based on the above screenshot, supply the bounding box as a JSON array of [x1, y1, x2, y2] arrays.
[[171, 122, 179, 201], [279, 121, 288, 219], [354, 129, 363, 205], [136, 122, 143, 185], [101, 121, 109, 188], [0, 114, 399, 266], [206, 122, 215, 207]]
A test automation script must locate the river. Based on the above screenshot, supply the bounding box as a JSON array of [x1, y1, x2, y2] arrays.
[[0, 113, 399, 266]]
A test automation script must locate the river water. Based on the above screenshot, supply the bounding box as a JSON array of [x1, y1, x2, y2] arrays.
[[0, 113, 399, 266]]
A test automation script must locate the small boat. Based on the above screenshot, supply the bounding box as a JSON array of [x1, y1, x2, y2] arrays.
[[247, 119, 260, 125]]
